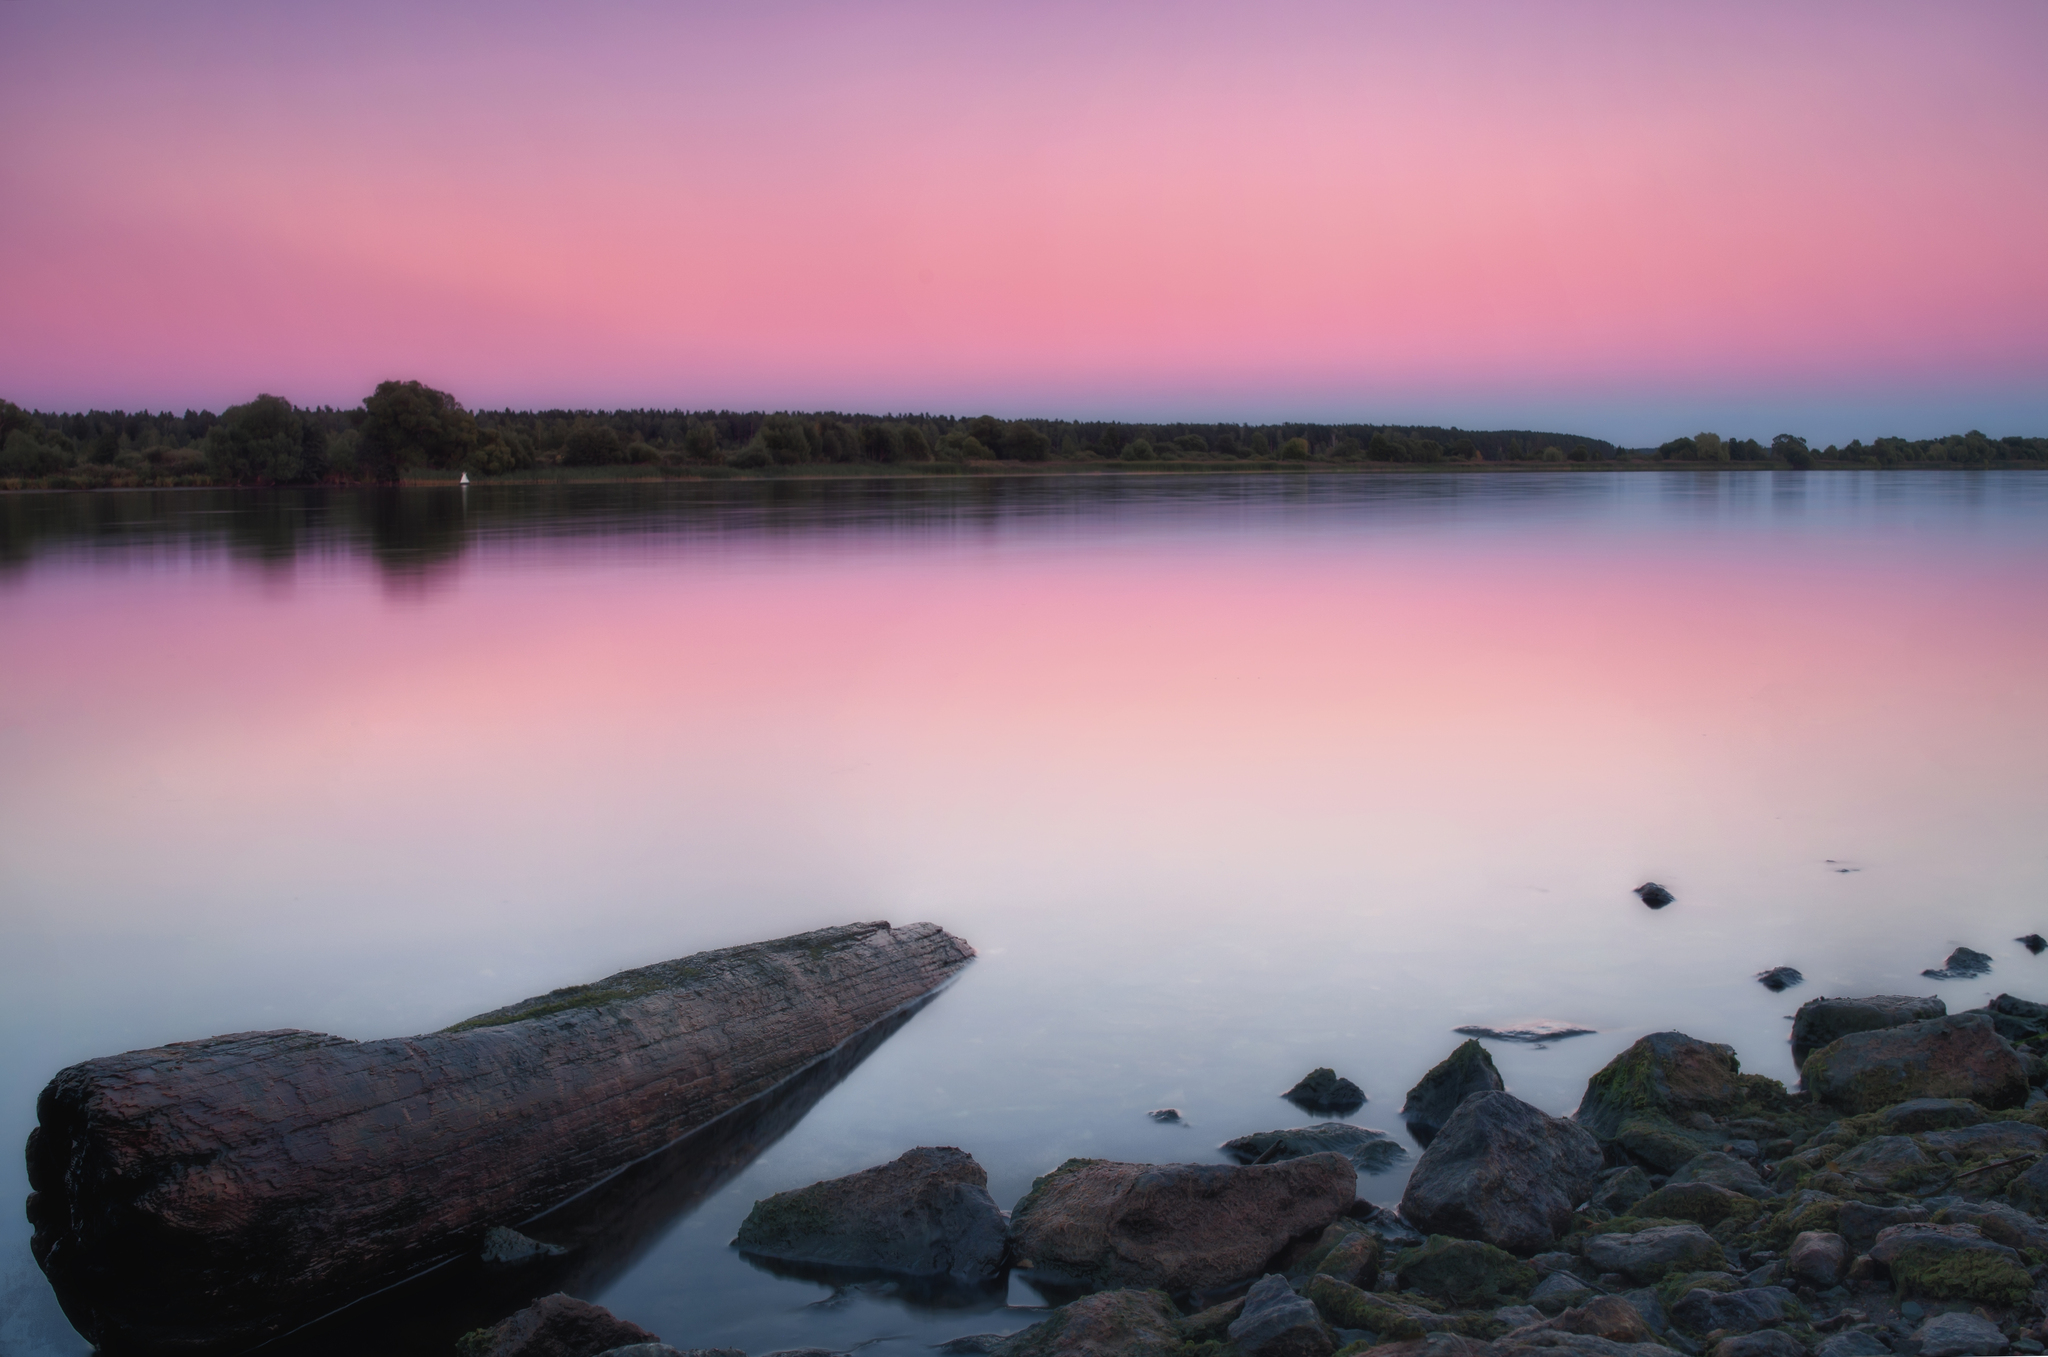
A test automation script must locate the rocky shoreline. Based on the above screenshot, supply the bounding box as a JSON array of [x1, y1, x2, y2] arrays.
[[466, 987, 2048, 1357]]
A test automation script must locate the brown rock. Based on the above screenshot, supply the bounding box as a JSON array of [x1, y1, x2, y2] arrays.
[[26, 921, 975, 1354], [460, 1293, 658, 1357], [1787, 1230, 1848, 1288], [1791, 995, 1946, 1066], [1007, 1153, 1357, 1292], [991, 1288, 1185, 1357], [734, 1146, 1007, 1280], [1505, 1295, 1658, 1345], [1800, 1014, 2028, 1114]]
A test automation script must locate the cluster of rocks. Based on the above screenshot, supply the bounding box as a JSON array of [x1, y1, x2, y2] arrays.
[[456, 988, 2048, 1357]]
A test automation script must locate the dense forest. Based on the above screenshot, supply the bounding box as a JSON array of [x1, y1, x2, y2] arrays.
[[2, 381, 2043, 489]]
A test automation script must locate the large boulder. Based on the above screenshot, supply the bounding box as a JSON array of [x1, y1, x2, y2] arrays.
[[1228, 1274, 1337, 1357], [1800, 1014, 2028, 1114], [1790, 995, 1946, 1065], [990, 1289, 1184, 1357], [1581, 1225, 1724, 1284], [1399, 1092, 1603, 1254], [1402, 1040, 1506, 1139], [458, 1294, 658, 1357], [734, 1146, 1005, 1281], [1868, 1222, 2032, 1305], [1222, 1123, 1406, 1174], [1007, 1154, 1356, 1292], [1574, 1033, 1787, 1172]]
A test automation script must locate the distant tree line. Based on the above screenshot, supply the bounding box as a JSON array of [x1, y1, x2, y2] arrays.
[[2, 384, 2044, 488]]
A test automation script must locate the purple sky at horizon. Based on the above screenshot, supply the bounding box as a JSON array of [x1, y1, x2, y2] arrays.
[[3, 1, 2045, 445]]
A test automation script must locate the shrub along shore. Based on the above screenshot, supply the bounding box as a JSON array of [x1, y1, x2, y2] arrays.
[[3, 383, 2044, 491]]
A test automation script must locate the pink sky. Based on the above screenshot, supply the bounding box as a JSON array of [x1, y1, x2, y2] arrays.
[[3, 0, 2044, 443]]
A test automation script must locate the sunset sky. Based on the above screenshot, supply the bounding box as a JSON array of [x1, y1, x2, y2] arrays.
[[4, 0, 2044, 444]]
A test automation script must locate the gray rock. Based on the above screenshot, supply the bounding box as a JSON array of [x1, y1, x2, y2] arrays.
[[1786, 1231, 1847, 1288], [1228, 1273, 1335, 1357], [1399, 1091, 1603, 1254], [1454, 1021, 1597, 1044], [597, 1349, 745, 1357], [1869, 1222, 2028, 1299], [1710, 1335, 1806, 1357], [1148, 1108, 1184, 1124], [1837, 1202, 1931, 1254], [1402, 1040, 1507, 1137], [1801, 1015, 2029, 1114], [1977, 995, 2048, 1044], [1591, 1167, 1655, 1214], [2021, 936, 2048, 955], [1583, 1225, 1723, 1284], [1008, 1153, 1356, 1292], [1933, 1202, 2048, 1252], [1757, 969, 1805, 993], [1531, 1272, 1597, 1313], [1881, 1100, 1988, 1134], [1792, 996, 1947, 1065], [1532, 1251, 1580, 1276], [1916, 1122, 2047, 1158], [930, 1338, 1009, 1355], [735, 1147, 1007, 1281], [1619, 1289, 1672, 1335], [1636, 883, 1676, 908], [2004, 1155, 2048, 1214], [479, 1225, 569, 1265], [1914, 1313, 2007, 1357], [990, 1289, 1185, 1357], [1222, 1122, 1407, 1174], [1498, 1307, 1546, 1328], [1285, 1068, 1366, 1113], [467, 1294, 660, 1357], [1923, 949, 1994, 981], [1670, 1287, 1799, 1336], [1814, 1333, 1891, 1357], [1671, 1152, 1770, 1199], [1830, 1136, 1932, 1190]]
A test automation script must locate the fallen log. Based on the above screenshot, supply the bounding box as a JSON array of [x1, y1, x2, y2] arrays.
[[26, 919, 974, 1355]]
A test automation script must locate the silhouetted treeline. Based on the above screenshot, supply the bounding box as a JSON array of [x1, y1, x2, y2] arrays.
[[3, 384, 2044, 489]]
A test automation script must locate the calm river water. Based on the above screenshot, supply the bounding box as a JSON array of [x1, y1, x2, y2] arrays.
[[4, 472, 2047, 1354]]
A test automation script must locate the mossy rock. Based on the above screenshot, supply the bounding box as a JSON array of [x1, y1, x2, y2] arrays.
[[1009, 1158, 1103, 1223], [1394, 1235, 1536, 1306], [1652, 1270, 1744, 1307], [1758, 1195, 1842, 1248], [1632, 1183, 1762, 1229], [1176, 1296, 1245, 1343], [1301, 1275, 1427, 1340], [993, 1288, 1185, 1357], [1889, 1247, 2033, 1306], [1290, 1220, 1382, 1287]]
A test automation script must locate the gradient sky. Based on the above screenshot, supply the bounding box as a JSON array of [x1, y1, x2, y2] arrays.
[[4, 1, 2045, 443]]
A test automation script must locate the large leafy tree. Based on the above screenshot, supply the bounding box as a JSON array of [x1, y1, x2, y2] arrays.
[[207, 394, 326, 484], [359, 381, 477, 482]]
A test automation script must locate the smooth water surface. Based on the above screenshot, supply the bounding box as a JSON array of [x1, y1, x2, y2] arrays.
[[4, 472, 2047, 1352]]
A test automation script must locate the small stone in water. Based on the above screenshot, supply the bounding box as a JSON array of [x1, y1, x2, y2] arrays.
[[1921, 946, 1993, 979], [1148, 1108, 1185, 1124], [1283, 1067, 1366, 1112], [1635, 882, 1676, 908], [1454, 1020, 1596, 1044], [1756, 967, 1805, 992], [2020, 933, 2047, 954]]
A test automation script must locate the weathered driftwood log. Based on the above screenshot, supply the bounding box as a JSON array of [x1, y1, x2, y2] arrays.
[[26, 920, 973, 1355]]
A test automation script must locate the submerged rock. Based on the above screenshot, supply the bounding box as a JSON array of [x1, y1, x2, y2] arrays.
[[1453, 1021, 1597, 1045], [479, 1225, 569, 1266], [1228, 1273, 1336, 1357], [1924, 947, 1995, 980], [1800, 1013, 2028, 1113], [1007, 1153, 1356, 1292], [1635, 883, 1676, 909], [989, 1288, 1184, 1357], [1399, 1091, 1603, 1254], [1285, 1068, 1367, 1113], [1148, 1109, 1185, 1124], [460, 1293, 659, 1357], [1755, 968, 1804, 993], [734, 1146, 1007, 1282], [1222, 1122, 1406, 1173], [1791, 994, 1947, 1065], [1402, 1040, 1506, 1140], [2020, 934, 2047, 955]]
